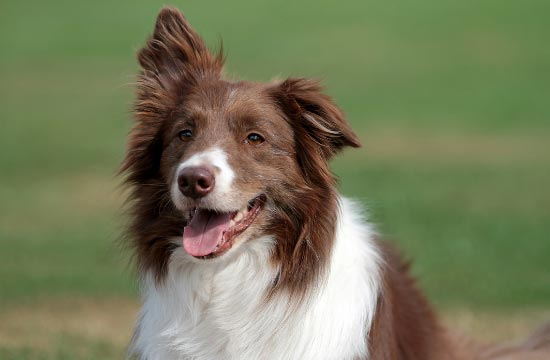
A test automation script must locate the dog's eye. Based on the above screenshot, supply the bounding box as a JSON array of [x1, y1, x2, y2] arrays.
[[245, 133, 265, 145], [178, 129, 193, 142]]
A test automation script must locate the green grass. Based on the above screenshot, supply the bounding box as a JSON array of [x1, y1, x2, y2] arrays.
[[1, 0, 549, 356], [336, 153, 550, 308], [0, 341, 120, 360]]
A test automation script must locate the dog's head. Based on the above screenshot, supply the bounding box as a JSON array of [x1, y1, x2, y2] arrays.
[[122, 7, 360, 295]]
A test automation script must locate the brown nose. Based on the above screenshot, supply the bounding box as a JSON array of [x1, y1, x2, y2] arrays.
[[178, 166, 215, 199]]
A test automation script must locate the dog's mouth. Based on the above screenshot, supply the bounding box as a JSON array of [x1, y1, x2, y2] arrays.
[[182, 195, 266, 259]]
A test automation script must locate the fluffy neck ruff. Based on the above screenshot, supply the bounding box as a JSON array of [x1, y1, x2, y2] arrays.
[[130, 197, 382, 360]]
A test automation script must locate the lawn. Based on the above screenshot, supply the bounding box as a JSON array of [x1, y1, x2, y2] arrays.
[[1, 0, 549, 358]]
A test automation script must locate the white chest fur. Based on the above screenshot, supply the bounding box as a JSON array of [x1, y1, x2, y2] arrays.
[[130, 198, 381, 360]]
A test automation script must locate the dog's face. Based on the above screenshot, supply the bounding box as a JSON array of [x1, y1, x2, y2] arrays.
[[162, 82, 298, 259], [123, 7, 360, 290]]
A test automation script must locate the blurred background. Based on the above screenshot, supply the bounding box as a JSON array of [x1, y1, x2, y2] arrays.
[[1, 0, 549, 358]]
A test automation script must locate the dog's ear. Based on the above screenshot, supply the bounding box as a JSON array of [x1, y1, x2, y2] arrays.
[[122, 8, 224, 183], [275, 78, 361, 160], [138, 6, 223, 81]]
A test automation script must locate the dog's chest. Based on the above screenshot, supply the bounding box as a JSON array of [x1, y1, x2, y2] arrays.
[[136, 271, 366, 360]]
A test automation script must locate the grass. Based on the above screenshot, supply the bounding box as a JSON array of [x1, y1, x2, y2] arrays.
[[0, 298, 134, 360], [1, 0, 549, 356], [335, 130, 550, 308]]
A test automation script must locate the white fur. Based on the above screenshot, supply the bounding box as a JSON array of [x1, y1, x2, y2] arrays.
[[130, 197, 381, 360], [171, 147, 237, 212]]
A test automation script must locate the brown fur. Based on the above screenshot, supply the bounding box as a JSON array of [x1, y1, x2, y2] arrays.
[[120, 8, 224, 281], [368, 242, 458, 359], [121, 6, 550, 358], [266, 78, 360, 299]]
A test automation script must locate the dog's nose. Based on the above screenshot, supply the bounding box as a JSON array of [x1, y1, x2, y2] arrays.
[[178, 166, 215, 199]]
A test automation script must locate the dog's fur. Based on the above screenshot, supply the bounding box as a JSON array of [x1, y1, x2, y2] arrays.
[[122, 7, 550, 360]]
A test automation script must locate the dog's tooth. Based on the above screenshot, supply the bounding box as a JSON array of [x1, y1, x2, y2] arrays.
[[234, 212, 244, 222]]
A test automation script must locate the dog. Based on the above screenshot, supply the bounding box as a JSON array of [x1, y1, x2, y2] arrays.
[[121, 7, 550, 359]]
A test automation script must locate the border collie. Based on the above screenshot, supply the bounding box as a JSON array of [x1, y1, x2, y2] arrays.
[[121, 7, 550, 359]]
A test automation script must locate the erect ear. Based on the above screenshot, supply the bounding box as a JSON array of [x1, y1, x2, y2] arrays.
[[121, 8, 224, 183], [276, 78, 361, 160], [137, 6, 223, 80]]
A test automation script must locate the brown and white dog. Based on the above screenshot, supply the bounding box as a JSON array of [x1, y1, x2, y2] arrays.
[[122, 7, 550, 360]]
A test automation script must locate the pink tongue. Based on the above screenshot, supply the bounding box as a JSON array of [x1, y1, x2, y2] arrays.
[[183, 209, 234, 257]]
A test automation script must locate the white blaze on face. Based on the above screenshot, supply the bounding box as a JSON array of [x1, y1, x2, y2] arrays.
[[171, 147, 236, 211]]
